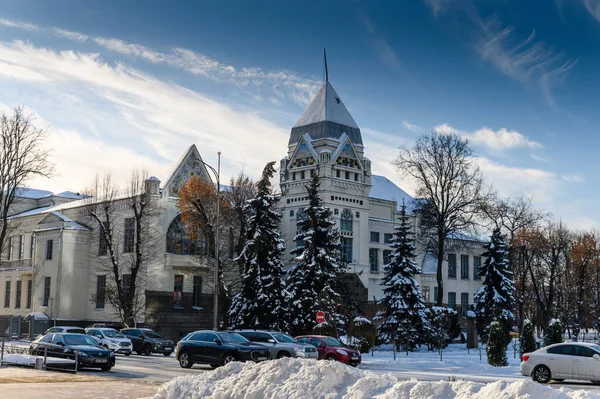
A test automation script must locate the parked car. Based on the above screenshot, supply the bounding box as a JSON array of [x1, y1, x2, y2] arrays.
[[29, 333, 115, 371], [176, 330, 271, 369], [236, 330, 318, 359], [86, 327, 133, 356], [44, 326, 86, 335], [521, 342, 600, 384], [295, 335, 361, 366], [121, 328, 174, 356]]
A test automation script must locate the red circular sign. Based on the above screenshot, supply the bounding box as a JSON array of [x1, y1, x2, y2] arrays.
[[316, 311, 326, 323]]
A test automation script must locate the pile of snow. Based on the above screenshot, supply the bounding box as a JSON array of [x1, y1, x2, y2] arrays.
[[153, 358, 599, 399], [2, 354, 75, 365]]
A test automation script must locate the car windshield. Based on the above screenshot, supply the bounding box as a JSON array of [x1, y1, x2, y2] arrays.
[[64, 334, 100, 346], [217, 332, 249, 343], [323, 337, 344, 347], [142, 330, 163, 339], [271, 333, 295, 343], [103, 330, 125, 338], [590, 344, 600, 353]]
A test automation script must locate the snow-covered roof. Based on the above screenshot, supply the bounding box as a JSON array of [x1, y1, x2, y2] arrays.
[[54, 191, 86, 199], [294, 81, 359, 129], [369, 175, 415, 213], [15, 188, 53, 199], [421, 252, 438, 275]]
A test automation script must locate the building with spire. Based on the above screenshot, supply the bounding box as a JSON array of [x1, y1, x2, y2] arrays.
[[279, 76, 486, 316]]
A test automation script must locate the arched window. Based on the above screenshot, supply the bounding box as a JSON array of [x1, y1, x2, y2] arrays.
[[166, 214, 207, 255], [340, 208, 353, 232]]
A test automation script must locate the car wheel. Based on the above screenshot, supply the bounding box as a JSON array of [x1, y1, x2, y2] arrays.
[[532, 365, 551, 384], [222, 353, 236, 365], [163, 352, 172, 357], [101, 365, 112, 372], [178, 351, 193, 369], [325, 355, 336, 361], [277, 352, 291, 359], [142, 345, 153, 356]]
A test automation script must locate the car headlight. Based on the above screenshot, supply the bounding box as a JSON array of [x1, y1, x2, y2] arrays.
[[336, 349, 348, 356], [293, 346, 306, 352]]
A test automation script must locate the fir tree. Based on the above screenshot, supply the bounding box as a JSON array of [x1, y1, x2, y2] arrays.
[[473, 228, 516, 342], [544, 319, 563, 346], [227, 162, 289, 331], [286, 173, 344, 337], [375, 203, 426, 351], [520, 319, 537, 357], [487, 321, 508, 367]]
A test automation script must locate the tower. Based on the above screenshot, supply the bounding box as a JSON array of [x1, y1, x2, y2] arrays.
[[280, 79, 372, 271]]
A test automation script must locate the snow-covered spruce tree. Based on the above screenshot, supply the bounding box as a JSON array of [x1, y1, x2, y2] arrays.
[[487, 321, 508, 367], [473, 228, 516, 342], [520, 319, 536, 357], [286, 173, 344, 337], [375, 203, 426, 351], [544, 319, 563, 346], [227, 162, 289, 331]]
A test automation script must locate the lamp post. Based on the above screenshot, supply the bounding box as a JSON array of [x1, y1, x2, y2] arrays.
[[200, 152, 221, 331]]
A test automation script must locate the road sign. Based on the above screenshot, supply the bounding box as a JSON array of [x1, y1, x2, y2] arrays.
[[316, 311, 325, 324]]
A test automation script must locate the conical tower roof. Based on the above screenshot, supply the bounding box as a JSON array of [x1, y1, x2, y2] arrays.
[[289, 81, 362, 145]]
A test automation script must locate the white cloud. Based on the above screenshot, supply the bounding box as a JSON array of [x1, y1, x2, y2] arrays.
[[477, 19, 577, 107], [434, 123, 541, 151], [585, 0, 600, 21], [53, 28, 88, 42], [0, 40, 290, 190], [0, 18, 321, 106], [0, 18, 40, 31], [402, 120, 420, 132], [561, 174, 583, 183], [475, 157, 560, 203]]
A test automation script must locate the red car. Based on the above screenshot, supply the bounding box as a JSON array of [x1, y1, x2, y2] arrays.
[[295, 335, 361, 366]]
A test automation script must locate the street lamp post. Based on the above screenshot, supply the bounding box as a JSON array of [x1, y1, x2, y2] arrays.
[[200, 152, 221, 331]]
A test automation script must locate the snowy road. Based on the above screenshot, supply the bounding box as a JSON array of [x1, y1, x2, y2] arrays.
[[77, 353, 208, 384]]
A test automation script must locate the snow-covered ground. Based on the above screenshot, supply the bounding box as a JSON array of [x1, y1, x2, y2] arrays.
[[2, 353, 74, 366], [360, 344, 521, 380], [151, 357, 600, 399]]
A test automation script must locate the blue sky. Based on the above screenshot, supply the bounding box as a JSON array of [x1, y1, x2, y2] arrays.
[[0, 0, 598, 228]]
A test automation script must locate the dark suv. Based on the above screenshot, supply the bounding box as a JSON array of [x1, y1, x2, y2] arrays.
[[121, 328, 174, 356], [295, 335, 361, 366], [176, 330, 271, 368]]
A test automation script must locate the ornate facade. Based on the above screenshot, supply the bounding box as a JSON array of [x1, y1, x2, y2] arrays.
[[279, 79, 487, 316]]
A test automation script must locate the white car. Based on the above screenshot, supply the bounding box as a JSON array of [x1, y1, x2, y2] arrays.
[[521, 342, 600, 384], [86, 327, 133, 355]]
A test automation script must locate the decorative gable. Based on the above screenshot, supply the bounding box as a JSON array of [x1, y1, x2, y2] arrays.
[[163, 145, 211, 197], [289, 137, 318, 169], [37, 212, 65, 225], [333, 140, 362, 169]]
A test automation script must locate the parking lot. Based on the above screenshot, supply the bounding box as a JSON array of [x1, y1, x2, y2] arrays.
[[77, 352, 209, 384]]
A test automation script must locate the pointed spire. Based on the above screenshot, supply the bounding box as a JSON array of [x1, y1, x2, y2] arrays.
[[324, 48, 329, 82]]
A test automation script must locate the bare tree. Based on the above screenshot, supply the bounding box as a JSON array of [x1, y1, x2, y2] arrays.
[[0, 106, 53, 255], [177, 174, 256, 326], [394, 132, 490, 306], [480, 194, 548, 329], [527, 221, 570, 327], [85, 171, 159, 327]]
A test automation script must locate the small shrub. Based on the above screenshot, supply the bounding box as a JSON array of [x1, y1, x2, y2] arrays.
[[519, 319, 536, 357], [544, 319, 563, 346], [348, 317, 377, 353], [486, 321, 508, 367], [311, 322, 338, 337]]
